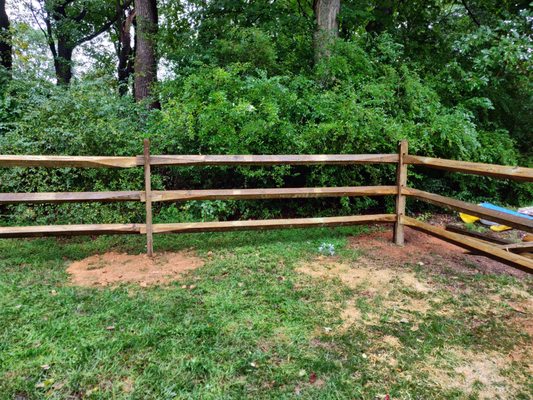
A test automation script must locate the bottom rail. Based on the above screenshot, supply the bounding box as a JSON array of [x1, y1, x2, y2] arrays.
[[402, 216, 533, 272], [0, 224, 143, 238]]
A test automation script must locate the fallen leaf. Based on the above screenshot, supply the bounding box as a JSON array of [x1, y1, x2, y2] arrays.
[[35, 378, 54, 389], [298, 369, 306, 377], [309, 372, 317, 384], [41, 364, 50, 370], [106, 325, 115, 331]]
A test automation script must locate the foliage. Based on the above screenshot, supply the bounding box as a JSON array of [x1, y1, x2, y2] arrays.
[[0, 78, 149, 224], [0, 0, 531, 225]]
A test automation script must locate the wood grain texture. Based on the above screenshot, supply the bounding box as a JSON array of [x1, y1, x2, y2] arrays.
[[394, 140, 408, 245], [0, 224, 143, 238], [445, 224, 513, 245], [402, 216, 533, 273], [147, 214, 396, 234], [0, 155, 139, 168], [144, 186, 398, 202], [146, 154, 399, 166], [143, 139, 154, 257], [404, 155, 533, 182], [405, 188, 533, 233], [0, 191, 142, 204], [495, 242, 533, 254]]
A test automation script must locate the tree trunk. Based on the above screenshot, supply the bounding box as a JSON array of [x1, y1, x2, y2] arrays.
[[134, 0, 159, 108], [117, 9, 135, 95], [313, 0, 340, 62], [54, 36, 74, 85], [0, 0, 12, 75]]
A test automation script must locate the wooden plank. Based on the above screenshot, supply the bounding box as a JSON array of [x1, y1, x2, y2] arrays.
[[496, 242, 533, 254], [144, 186, 398, 202], [445, 224, 513, 245], [143, 139, 154, 257], [394, 140, 408, 245], [404, 155, 533, 182], [0, 155, 139, 168], [146, 214, 396, 234], [402, 216, 533, 273], [405, 188, 533, 233], [0, 191, 142, 204], [0, 224, 143, 238], [146, 154, 399, 166]]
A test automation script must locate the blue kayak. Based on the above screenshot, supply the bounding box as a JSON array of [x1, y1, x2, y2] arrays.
[[479, 202, 533, 221]]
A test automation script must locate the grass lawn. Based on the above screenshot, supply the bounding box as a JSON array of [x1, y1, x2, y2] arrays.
[[0, 226, 532, 399]]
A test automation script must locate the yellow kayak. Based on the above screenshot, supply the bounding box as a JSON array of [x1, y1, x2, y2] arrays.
[[459, 213, 480, 224]]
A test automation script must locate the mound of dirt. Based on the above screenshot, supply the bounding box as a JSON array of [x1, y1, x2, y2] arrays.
[[66, 251, 204, 287]]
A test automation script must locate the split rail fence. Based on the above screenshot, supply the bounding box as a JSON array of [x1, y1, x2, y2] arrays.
[[1, 140, 532, 272]]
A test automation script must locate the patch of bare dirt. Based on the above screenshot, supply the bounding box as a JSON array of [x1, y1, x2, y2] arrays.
[[66, 251, 204, 287], [422, 348, 525, 399], [349, 227, 529, 278], [297, 256, 432, 294], [297, 257, 434, 329]]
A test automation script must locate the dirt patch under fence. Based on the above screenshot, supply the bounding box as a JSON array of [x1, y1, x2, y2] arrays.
[[66, 251, 204, 287], [349, 227, 530, 278]]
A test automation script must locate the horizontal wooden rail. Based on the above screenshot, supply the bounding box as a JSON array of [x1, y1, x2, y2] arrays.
[[405, 188, 533, 233], [404, 155, 533, 182], [0, 224, 143, 238], [146, 186, 398, 202], [495, 242, 533, 254], [445, 224, 513, 245], [402, 216, 533, 272], [0, 191, 142, 204], [0, 155, 138, 168], [145, 214, 396, 234], [146, 154, 399, 166]]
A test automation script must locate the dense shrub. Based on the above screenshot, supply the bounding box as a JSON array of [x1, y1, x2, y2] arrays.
[[1, 35, 530, 226]]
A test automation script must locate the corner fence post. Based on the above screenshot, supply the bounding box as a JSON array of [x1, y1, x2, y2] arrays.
[[143, 139, 154, 256], [394, 140, 408, 245]]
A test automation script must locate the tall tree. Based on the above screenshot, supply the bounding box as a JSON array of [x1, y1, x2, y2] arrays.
[[114, 2, 135, 95], [313, 0, 340, 62], [28, 0, 131, 85], [0, 0, 12, 74], [134, 0, 158, 107]]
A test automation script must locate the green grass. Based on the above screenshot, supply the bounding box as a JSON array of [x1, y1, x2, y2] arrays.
[[1, 227, 532, 399]]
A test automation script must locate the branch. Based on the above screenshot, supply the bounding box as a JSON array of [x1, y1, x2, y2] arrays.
[[74, 0, 133, 46], [28, 1, 57, 58], [460, 0, 481, 26]]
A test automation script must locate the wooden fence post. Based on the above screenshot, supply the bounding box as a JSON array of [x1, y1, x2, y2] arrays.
[[394, 140, 408, 245], [143, 139, 154, 256]]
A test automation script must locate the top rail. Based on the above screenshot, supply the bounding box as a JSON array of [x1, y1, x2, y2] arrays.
[[0, 154, 399, 168], [145, 154, 399, 166], [0, 155, 138, 168], [1, 153, 531, 183], [405, 155, 533, 182]]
